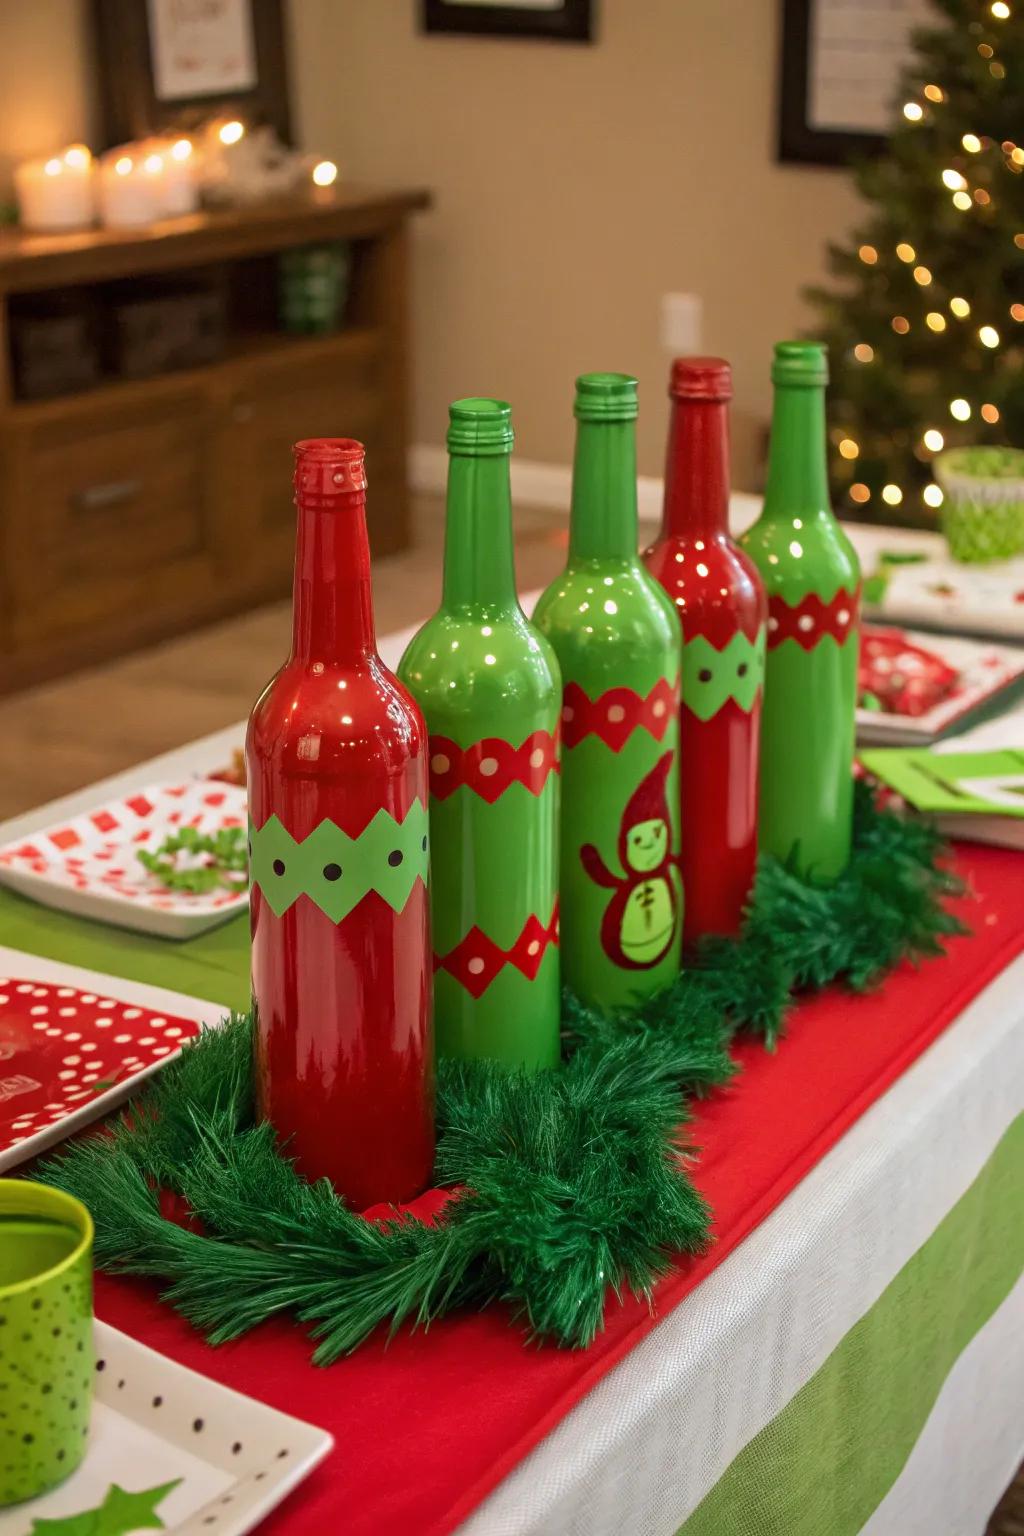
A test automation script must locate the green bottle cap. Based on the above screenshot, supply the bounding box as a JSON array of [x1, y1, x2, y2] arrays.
[[574, 371, 639, 422], [447, 398, 514, 456], [772, 340, 829, 387]]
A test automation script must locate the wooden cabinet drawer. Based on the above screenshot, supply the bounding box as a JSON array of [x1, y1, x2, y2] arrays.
[[5, 389, 215, 643]]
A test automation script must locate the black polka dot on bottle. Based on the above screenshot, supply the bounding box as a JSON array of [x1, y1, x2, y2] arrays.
[[388, 850, 404, 867], [421, 836, 428, 852], [698, 668, 713, 683], [322, 863, 342, 882], [272, 859, 286, 877], [737, 662, 748, 677]]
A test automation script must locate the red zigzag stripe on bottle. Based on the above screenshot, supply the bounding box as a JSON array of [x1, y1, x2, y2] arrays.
[[434, 901, 560, 998], [766, 586, 861, 651], [561, 676, 679, 751], [428, 729, 560, 803]]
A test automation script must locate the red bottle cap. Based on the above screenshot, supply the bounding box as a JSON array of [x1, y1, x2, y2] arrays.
[[669, 357, 733, 402], [293, 438, 368, 507]]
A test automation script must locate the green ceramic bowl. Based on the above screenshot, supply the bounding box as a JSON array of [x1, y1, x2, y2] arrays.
[[0, 1181, 94, 1506], [934, 446, 1024, 563]]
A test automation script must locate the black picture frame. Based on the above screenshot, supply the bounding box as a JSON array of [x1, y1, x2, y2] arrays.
[[92, 0, 292, 150], [422, 0, 593, 44], [778, 0, 886, 167]]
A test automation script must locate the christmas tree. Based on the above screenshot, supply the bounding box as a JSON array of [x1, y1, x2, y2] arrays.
[[809, 0, 1024, 527]]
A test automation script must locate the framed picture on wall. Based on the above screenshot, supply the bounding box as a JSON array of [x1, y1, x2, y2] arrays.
[[422, 0, 594, 43], [92, 0, 292, 147], [778, 0, 932, 165]]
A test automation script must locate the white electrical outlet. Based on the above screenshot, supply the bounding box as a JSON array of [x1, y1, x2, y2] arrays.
[[661, 292, 703, 354]]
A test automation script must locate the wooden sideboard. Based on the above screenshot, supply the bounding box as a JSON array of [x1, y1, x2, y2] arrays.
[[0, 184, 431, 694]]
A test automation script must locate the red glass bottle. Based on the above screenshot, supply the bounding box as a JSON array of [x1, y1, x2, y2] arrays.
[[643, 359, 767, 946], [246, 438, 434, 1208]]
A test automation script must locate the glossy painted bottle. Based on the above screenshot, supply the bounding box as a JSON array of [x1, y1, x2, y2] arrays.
[[533, 373, 682, 1009], [246, 438, 434, 1208], [740, 343, 861, 878], [398, 400, 561, 1069], [643, 358, 766, 945]]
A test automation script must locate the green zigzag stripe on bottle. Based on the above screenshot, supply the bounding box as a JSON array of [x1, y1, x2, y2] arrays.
[[680, 628, 766, 721], [249, 802, 430, 922]]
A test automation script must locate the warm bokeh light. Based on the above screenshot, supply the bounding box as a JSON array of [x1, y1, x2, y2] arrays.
[[903, 102, 924, 122], [896, 242, 916, 262], [923, 429, 945, 451], [892, 315, 911, 334], [950, 398, 972, 420], [849, 483, 871, 504], [143, 153, 163, 174], [312, 160, 338, 187], [962, 133, 982, 152], [923, 484, 944, 508], [924, 83, 944, 102], [171, 139, 193, 161], [859, 244, 879, 264], [219, 120, 245, 145], [978, 43, 994, 58], [975, 188, 991, 205], [853, 343, 874, 362], [942, 168, 967, 190], [114, 156, 133, 176], [882, 484, 903, 506], [953, 190, 973, 210], [979, 324, 1000, 347], [926, 312, 946, 331], [913, 265, 932, 285], [991, 2, 1010, 18], [1011, 303, 1024, 321], [981, 402, 1001, 423], [1016, 233, 1024, 249], [839, 438, 859, 460], [43, 158, 62, 177], [63, 144, 91, 168], [950, 296, 971, 316]]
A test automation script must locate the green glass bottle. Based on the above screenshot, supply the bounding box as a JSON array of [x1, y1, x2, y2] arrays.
[[398, 399, 562, 1069], [533, 373, 682, 1010], [740, 342, 861, 878]]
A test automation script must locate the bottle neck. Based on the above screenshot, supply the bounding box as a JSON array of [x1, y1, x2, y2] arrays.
[[762, 383, 831, 520], [661, 396, 730, 540], [568, 418, 638, 561], [441, 453, 518, 610], [290, 491, 377, 664]]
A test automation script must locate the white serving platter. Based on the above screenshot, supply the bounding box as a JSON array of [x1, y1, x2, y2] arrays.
[[0, 1322, 332, 1536], [0, 783, 249, 941], [0, 947, 225, 1175]]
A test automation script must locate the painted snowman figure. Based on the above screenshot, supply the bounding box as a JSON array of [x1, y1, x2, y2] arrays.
[[580, 752, 679, 970]]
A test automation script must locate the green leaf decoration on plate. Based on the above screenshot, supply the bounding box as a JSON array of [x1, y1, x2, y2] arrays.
[[29, 1478, 182, 1536]]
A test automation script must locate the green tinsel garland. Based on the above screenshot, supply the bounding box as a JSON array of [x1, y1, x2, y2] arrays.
[[40, 785, 964, 1363]]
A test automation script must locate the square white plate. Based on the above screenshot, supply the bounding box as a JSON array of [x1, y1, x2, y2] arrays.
[[0, 1322, 332, 1536], [0, 947, 225, 1175], [0, 783, 249, 941]]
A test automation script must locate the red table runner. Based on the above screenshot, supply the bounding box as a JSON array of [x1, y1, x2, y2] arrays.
[[94, 842, 1024, 1536]]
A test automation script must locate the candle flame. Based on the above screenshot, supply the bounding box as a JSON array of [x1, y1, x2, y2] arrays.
[[114, 156, 133, 176], [170, 138, 192, 161], [63, 144, 91, 169], [219, 120, 244, 145], [44, 158, 63, 177], [143, 153, 164, 174], [312, 159, 338, 187]]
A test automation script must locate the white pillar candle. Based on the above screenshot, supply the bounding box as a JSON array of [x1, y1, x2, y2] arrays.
[[14, 146, 96, 232], [97, 149, 164, 228], [162, 137, 198, 216]]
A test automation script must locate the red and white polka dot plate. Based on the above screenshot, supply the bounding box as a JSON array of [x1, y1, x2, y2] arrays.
[[0, 947, 225, 1173], [0, 781, 249, 940]]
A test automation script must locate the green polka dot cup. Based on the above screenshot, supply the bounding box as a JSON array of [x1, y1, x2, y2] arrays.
[[934, 446, 1024, 563], [0, 1180, 93, 1506]]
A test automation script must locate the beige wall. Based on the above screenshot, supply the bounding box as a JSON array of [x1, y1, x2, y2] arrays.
[[0, 0, 862, 488], [290, 0, 862, 488]]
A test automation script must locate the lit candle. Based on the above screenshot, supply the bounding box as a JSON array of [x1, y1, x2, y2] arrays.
[[162, 137, 198, 216], [97, 148, 164, 228], [14, 145, 96, 232]]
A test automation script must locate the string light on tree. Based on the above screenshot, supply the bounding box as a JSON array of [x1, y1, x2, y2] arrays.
[[923, 83, 945, 101], [926, 311, 947, 331], [981, 402, 1001, 422], [978, 324, 1001, 347], [962, 133, 983, 152], [950, 398, 972, 421], [953, 190, 973, 209], [853, 342, 875, 361], [882, 484, 903, 506], [904, 102, 924, 121], [896, 241, 917, 261], [950, 296, 971, 316], [923, 484, 944, 507], [942, 168, 968, 190]]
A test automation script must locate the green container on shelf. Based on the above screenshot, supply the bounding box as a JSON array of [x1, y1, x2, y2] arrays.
[[934, 446, 1024, 563], [278, 242, 352, 335]]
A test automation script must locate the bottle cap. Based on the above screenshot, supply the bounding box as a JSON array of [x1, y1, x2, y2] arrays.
[[574, 372, 638, 422], [293, 438, 367, 507], [447, 398, 514, 456], [669, 357, 732, 402], [772, 341, 829, 387]]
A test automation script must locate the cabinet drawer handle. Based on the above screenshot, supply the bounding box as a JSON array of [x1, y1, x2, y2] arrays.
[[73, 478, 143, 512]]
